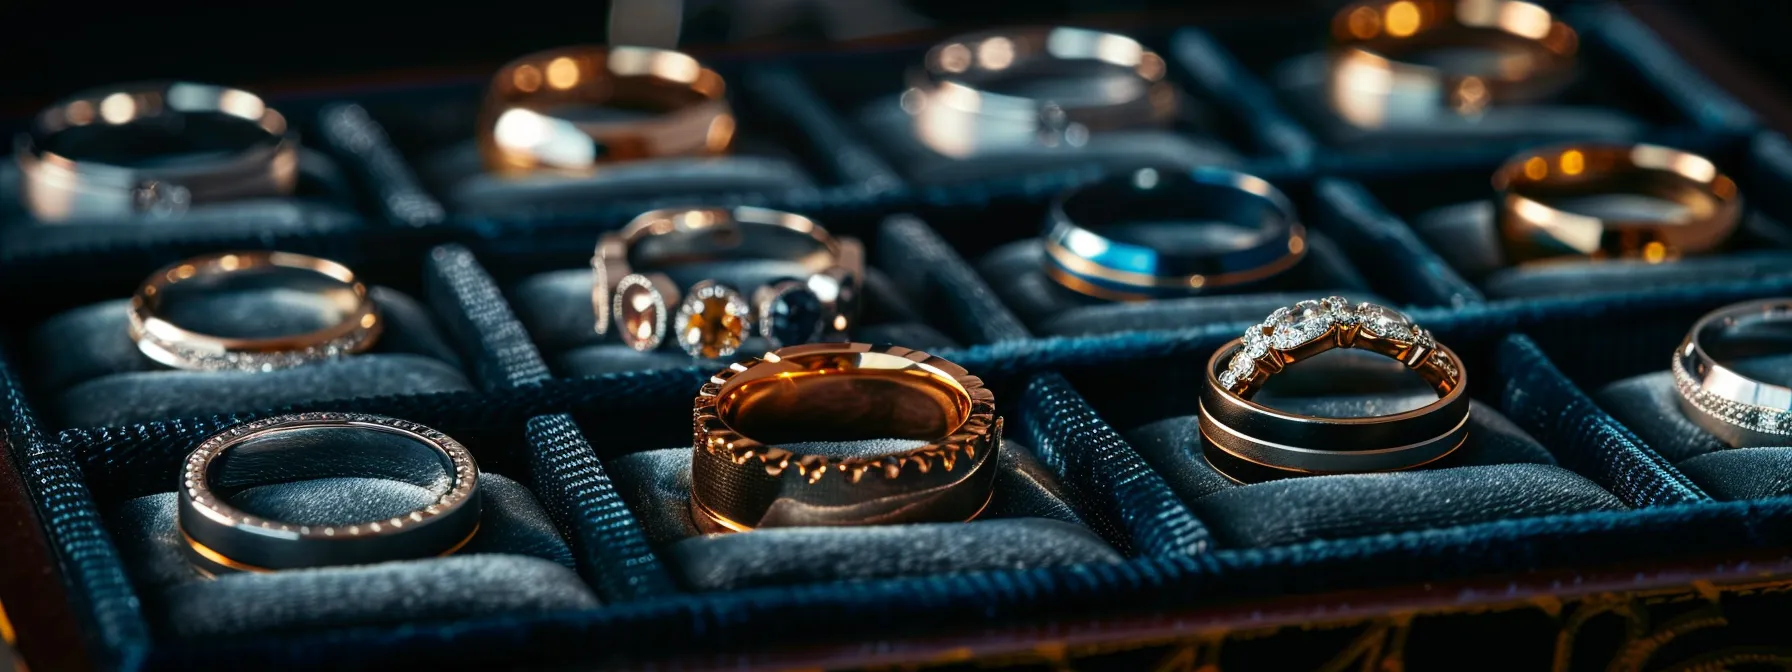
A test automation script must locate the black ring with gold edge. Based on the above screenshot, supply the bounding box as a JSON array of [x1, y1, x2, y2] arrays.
[[1043, 167, 1307, 301], [1198, 297, 1470, 482], [1327, 0, 1579, 127], [478, 45, 735, 174], [690, 343, 1001, 532], [1492, 143, 1743, 264], [177, 413, 482, 576]]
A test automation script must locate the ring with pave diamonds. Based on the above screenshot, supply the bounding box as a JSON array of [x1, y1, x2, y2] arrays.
[[1674, 299, 1792, 448], [593, 206, 862, 359], [128, 251, 382, 372], [16, 81, 299, 222], [1200, 297, 1469, 480], [690, 343, 1001, 532], [178, 413, 482, 574], [905, 27, 1175, 157], [1043, 167, 1307, 301]]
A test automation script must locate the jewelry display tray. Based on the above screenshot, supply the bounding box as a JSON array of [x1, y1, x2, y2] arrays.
[[7, 3, 1792, 670]]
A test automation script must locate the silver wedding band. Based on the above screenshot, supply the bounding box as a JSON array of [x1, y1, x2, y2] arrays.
[[1674, 299, 1792, 448], [16, 81, 298, 221]]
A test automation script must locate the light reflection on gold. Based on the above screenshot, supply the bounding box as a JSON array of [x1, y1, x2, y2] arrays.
[[1385, 1, 1422, 38], [1523, 156, 1548, 180], [361, 314, 379, 329], [939, 43, 971, 73], [513, 64, 543, 93], [833, 315, 848, 331], [217, 89, 266, 121], [67, 100, 95, 126], [546, 57, 581, 90], [1642, 241, 1669, 264], [1348, 6, 1382, 38], [492, 108, 548, 150], [1137, 52, 1167, 81], [1452, 76, 1489, 113], [978, 37, 1015, 70], [218, 254, 240, 271], [706, 114, 736, 152], [1559, 149, 1585, 176], [100, 93, 136, 125], [1496, 0, 1555, 40]]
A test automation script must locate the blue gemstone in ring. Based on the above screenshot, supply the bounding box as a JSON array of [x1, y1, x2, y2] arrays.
[[758, 280, 825, 347]]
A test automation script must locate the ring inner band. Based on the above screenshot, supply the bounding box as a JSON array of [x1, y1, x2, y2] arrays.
[[719, 360, 972, 445]]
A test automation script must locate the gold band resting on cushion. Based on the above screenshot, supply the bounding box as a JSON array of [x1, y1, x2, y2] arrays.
[[690, 343, 1001, 532], [1493, 143, 1742, 263], [478, 45, 734, 174]]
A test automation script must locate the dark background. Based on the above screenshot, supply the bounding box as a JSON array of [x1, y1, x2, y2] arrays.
[[0, 1, 1784, 125]]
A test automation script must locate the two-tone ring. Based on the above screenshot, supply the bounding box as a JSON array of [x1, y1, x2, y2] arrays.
[[178, 413, 482, 575], [1043, 167, 1307, 301], [593, 206, 862, 359], [129, 251, 382, 372], [905, 27, 1175, 157], [1493, 143, 1742, 263], [1201, 297, 1469, 480], [16, 81, 299, 221], [478, 45, 734, 174], [1674, 299, 1792, 448], [1327, 0, 1578, 127], [690, 343, 1001, 531]]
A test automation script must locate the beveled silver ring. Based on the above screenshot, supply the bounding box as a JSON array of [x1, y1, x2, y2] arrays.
[[177, 413, 482, 574], [592, 206, 863, 359], [16, 81, 299, 221], [1674, 299, 1792, 448], [904, 26, 1176, 157]]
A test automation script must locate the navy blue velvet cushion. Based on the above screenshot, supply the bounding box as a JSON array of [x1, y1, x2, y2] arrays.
[[30, 288, 473, 428], [1413, 201, 1792, 299], [1597, 355, 1792, 500], [509, 262, 959, 377], [1123, 349, 1625, 546], [605, 442, 1120, 591], [108, 474, 591, 638]]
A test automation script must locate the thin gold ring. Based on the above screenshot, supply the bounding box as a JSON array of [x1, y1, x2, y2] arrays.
[[128, 251, 382, 372]]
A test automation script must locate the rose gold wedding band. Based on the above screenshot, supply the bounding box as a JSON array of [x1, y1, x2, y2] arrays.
[[477, 46, 735, 174], [1493, 143, 1742, 263], [690, 343, 1002, 532], [15, 81, 298, 221], [128, 251, 382, 372], [1327, 0, 1578, 126]]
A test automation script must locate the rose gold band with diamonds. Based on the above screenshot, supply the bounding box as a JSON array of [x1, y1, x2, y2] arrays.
[[1198, 297, 1470, 480], [16, 81, 299, 221], [128, 251, 382, 372], [177, 413, 482, 574], [593, 206, 862, 359], [690, 343, 1001, 532], [1673, 299, 1792, 448]]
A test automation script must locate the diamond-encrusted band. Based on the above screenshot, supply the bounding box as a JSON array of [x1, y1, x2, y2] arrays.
[[1673, 299, 1792, 448], [592, 206, 862, 359], [127, 251, 383, 372], [177, 412, 482, 574], [690, 343, 1001, 531], [1199, 297, 1470, 480]]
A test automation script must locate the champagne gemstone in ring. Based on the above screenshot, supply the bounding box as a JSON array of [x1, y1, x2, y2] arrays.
[[614, 274, 670, 352], [676, 281, 751, 359]]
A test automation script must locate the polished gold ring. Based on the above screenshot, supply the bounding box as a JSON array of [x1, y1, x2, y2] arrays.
[[1327, 0, 1578, 127], [478, 45, 735, 174], [1493, 143, 1742, 263], [690, 343, 1002, 532], [128, 251, 382, 372]]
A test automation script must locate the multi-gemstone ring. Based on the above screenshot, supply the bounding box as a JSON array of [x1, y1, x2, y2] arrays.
[[592, 206, 862, 359], [1201, 297, 1469, 481]]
